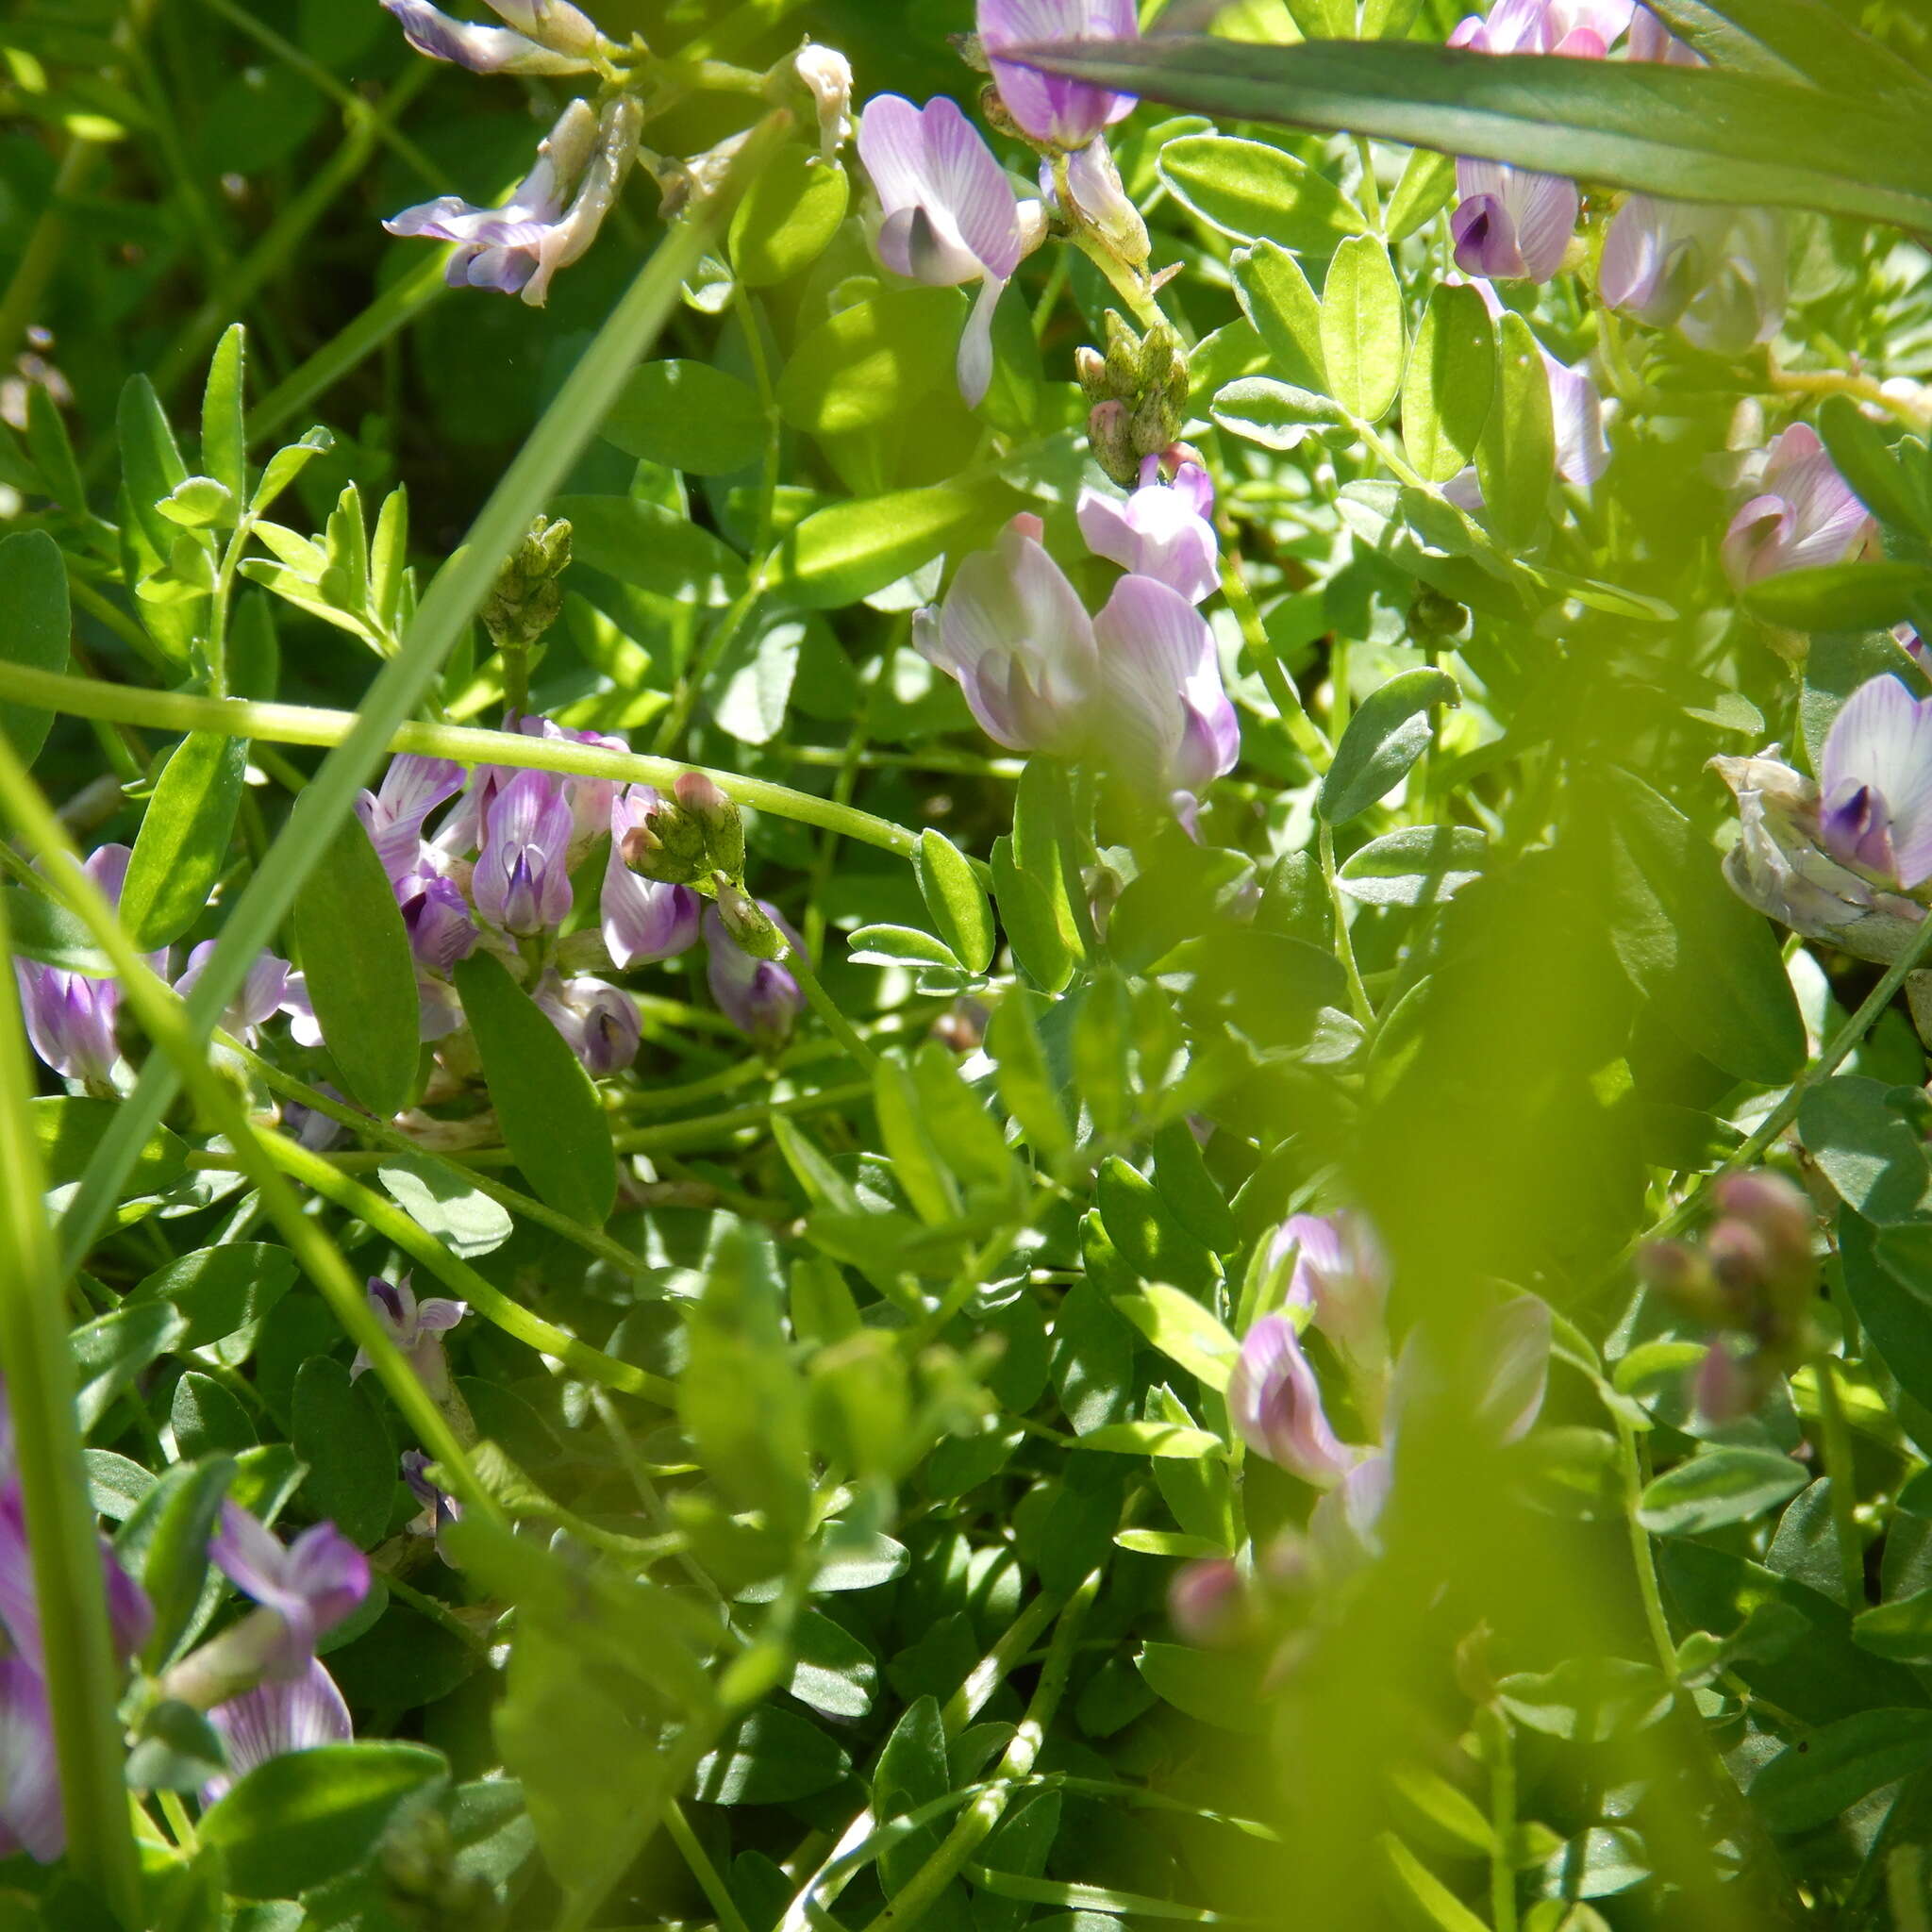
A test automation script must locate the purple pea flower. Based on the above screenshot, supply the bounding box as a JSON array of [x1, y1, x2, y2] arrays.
[[356, 755, 465, 884], [208, 1505, 369, 1677], [396, 868, 479, 979], [1448, 0, 1633, 55], [203, 1657, 354, 1806], [385, 95, 639, 308], [381, 0, 599, 72], [913, 513, 1103, 757], [1308, 1450, 1395, 1564], [174, 943, 295, 1048], [1600, 198, 1786, 354], [12, 843, 163, 1089], [1812, 675, 1932, 892], [533, 972, 642, 1074], [352, 1275, 466, 1403], [857, 95, 1039, 408], [705, 904, 806, 1052], [1270, 1211, 1390, 1374], [1228, 1313, 1357, 1488], [474, 769, 575, 936], [977, 0, 1139, 151], [603, 788, 703, 968], [1077, 457, 1220, 606], [1722, 424, 1877, 589], [1451, 160, 1578, 282], [0, 1373, 151, 1862], [1093, 573, 1241, 805], [402, 1450, 463, 1546]]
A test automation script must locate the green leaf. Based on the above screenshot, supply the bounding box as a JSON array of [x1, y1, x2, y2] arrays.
[[845, 924, 965, 973], [125, 1699, 228, 1794], [1842, 1212, 1932, 1419], [713, 609, 801, 745], [992, 834, 1074, 993], [248, 425, 334, 517], [917, 829, 995, 976], [1854, 1588, 1932, 1663], [2, 885, 108, 974], [1004, 38, 1932, 230], [1816, 395, 1932, 540], [171, 1372, 256, 1459], [1744, 562, 1932, 633], [124, 1243, 297, 1347], [1230, 242, 1326, 392], [874, 1054, 960, 1224], [1096, 1157, 1219, 1299], [601, 360, 766, 475], [1321, 235, 1405, 424], [1136, 1641, 1265, 1733], [875, 1695, 952, 1894], [1598, 767, 1806, 1087], [1337, 825, 1488, 906], [1475, 313, 1555, 554], [1797, 1077, 1932, 1225], [1749, 1710, 1932, 1834], [1494, 1657, 1673, 1741], [729, 147, 849, 287], [289, 806, 420, 1122], [1379, 1833, 1490, 1932], [777, 476, 1016, 609], [119, 732, 249, 951], [1112, 1283, 1240, 1393], [31, 1096, 187, 1200], [693, 1708, 850, 1806], [1402, 284, 1496, 485], [73, 1303, 186, 1435], [1636, 1447, 1808, 1536], [986, 990, 1073, 1169], [118, 373, 192, 555], [126, 1453, 235, 1671], [0, 530, 70, 769], [1074, 1420, 1225, 1459], [1211, 377, 1351, 451], [1319, 667, 1459, 825], [454, 951, 618, 1227], [1643, 0, 1928, 95], [790, 1608, 878, 1719], [291, 1357, 395, 1549], [552, 493, 746, 607], [777, 286, 968, 439], [199, 1741, 449, 1899], [1157, 133, 1366, 255], [376, 1155, 513, 1259], [1384, 146, 1457, 242], [201, 324, 248, 508]]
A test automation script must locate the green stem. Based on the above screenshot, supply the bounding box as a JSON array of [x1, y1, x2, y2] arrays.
[[1481, 1706, 1518, 1932], [0, 902, 142, 1927], [1814, 1349, 1867, 1608], [1353, 134, 1384, 230], [1318, 823, 1374, 1025], [665, 1797, 752, 1932], [1597, 908, 1932, 1305], [225, 1037, 645, 1273], [1219, 551, 1331, 768], [0, 134, 108, 371], [1617, 1416, 1678, 1685], [0, 661, 921, 862], [857, 1570, 1103, 1932], [258, 1137, 675, 1407], [781, 944, 880, 1074], [651, 568, 772, 757]]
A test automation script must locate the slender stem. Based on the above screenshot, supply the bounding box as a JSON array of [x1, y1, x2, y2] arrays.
[[0, 897, 142, 1928], [1353, 135, 1384, 230], [1318, 823, 1374, 1024], [257, 1137, 675, 1406], [665, 1798, 752, 1932], [857, 1571, 1103, 1932], [783, 942, 880, 1074], [1814, 1349, 1866, 1608], [0, 136, 108, 370], [1769, 359, 1932, 432], [1219, 552, 1331, 767], [1597, 908, 1932, 1303], [1617, 1416, 1678, 1685], [652, 568, 772, 757], [0, 661, 921, 862], [1481, 1706, 1518, 1932]]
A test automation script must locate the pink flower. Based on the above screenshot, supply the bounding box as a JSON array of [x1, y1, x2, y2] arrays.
[[976, 0, 1139, 150], [1451, 161, 1578, 282], [1077, 458, 1220, 605], [1228, 1314, 1357, 1488], [1722, 424, 1876, 588], [1814, 675, 1932, 891]]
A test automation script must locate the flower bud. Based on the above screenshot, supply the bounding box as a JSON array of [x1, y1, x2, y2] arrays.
[[1074, 345, 1109, 401], [622, 795, 709, 888], [770, 42, 855, 162], [1089, 398, 1139, 485], [711, 875, 789, 960], [1168, 1558, 1252, 1649], [1690, 1340, 1765, 1424], [479, 514, 572, 649], [675, 770, 746, 880]]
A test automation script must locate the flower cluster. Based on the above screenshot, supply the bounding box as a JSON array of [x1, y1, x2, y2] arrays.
[[1713, 671, 1932, 962], [915, 464, 1238, 826], [1641, 1172, 1819, 1422]]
